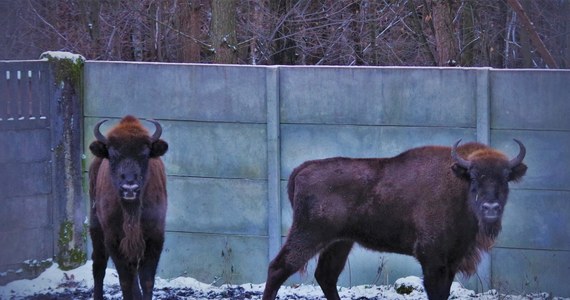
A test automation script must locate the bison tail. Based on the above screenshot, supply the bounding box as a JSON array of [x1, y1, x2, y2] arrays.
[[287, 163, 307, 206], [88, 157, 103, 205], [286, 177, 296, 207], [298, 262, 309, 278]]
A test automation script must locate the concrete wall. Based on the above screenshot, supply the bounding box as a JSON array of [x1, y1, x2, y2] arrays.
[[83, 62, 570, 296], [0, 62, 54, 284], [489, 70, 570, 295], [1, 59, 85, 284]]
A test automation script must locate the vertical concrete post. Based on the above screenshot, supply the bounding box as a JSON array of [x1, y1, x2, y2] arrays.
[[476, 68, 491, 145], [44, 52, 87, 270], [266, 66, 281, 262], [475, 67, 492, 291]]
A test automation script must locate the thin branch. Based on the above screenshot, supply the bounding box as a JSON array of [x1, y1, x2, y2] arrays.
[[27, 0, 71, 47], [139, 6, 212, 50], [505, 0, 559, 68]]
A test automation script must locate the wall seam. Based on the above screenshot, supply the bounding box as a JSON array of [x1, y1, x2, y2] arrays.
[[475, 67, 492, 292], [266, 66, 281, 262]]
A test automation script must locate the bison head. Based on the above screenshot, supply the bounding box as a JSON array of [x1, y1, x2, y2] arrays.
[[451, 139, 527, 229], [89, 116, 168, 202]]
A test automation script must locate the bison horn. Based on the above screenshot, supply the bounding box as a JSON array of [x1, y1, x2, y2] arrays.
[[94, 119, 109, 144], [147, 119, 162, 141], [509, 139, 526, 168], [451, 139, 471, 169]]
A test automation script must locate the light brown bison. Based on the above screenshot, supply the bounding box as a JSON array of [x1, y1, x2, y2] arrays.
[[263, 140, 527, 300], [89, 115, 168, 300]]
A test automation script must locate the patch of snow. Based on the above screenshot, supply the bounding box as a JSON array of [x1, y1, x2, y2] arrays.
[[0, 262, 110, 299], [0, 261, 567, 300], [39, 51, 85, 63]]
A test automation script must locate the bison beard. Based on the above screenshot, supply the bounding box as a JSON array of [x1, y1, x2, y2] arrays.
[[262, 140, 527, 300], [460, 228, 495, 277], [120, 205, 145, 263]]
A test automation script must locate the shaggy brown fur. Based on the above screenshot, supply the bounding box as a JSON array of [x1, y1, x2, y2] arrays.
[[89, 115, 168, 300], [263, 141, 527, 300]]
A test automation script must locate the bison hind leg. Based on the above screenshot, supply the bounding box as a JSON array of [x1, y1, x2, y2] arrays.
[[315, 240, 354, 300], [262, 226, 330, 300]]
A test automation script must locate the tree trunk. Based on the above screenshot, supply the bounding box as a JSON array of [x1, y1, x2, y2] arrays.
[[210, 0, 238, 64], [131, 1, 144, 61], [406, 0, 437, 65], [429, 0, 459, 66], [249, 1, 262, 64], [491, 1, 508, 68], [562, 0, 570, 68], [460, 2, 475, 66], [350, 1, 364, 66], [78, 0, 101, 59], [269, 0, 297, 65], [519, 12, 533, 67], [180, 0, 204, 62]]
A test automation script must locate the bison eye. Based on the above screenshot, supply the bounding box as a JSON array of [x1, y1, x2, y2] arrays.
[[140, 148, 150, 157], [108, 148, 123, 161], [503, 169, 511, 180]]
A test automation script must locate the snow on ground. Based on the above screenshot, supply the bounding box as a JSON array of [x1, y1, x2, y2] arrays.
[[0, 262, 566, 300]]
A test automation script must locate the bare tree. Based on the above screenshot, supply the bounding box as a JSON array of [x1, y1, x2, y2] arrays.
[[405, 0, 437, 65], [236, 0, 271, 64], [210, 0, 238, 64], [425, 0, 459, 66], [561, 0, 570, 68], [268, 0, 298, 65], [0, 1, 38, 59], [179, 0, 206, 62], [506, 0, 559, 68], [4, 0, 568, 68]]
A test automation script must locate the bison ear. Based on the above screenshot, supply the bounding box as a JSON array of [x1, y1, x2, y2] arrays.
[[509, 163, 527, 182], [89, 141, 108, 158], [150, 139, 168, 157], [451, 163, 470, 181]]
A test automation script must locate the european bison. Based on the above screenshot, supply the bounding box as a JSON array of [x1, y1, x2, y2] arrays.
[[262, 140, 527, 300], [88, 115, 168, 300]]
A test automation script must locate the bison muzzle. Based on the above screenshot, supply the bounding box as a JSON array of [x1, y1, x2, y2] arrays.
[[262, 140, 527, 300], [89, 115, 168, 300]]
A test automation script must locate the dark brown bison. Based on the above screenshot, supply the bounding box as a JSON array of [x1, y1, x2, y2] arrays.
[[262, 140, 527, 300], [89, 115, 168, 300]]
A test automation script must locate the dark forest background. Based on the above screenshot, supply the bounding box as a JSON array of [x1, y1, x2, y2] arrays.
[[1, 0, 569, 68]]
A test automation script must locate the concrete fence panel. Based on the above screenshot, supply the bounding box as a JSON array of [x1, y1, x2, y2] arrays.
[[80, 63, 570, 296]]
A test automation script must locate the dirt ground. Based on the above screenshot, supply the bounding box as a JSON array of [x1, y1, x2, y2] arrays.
[[16, 285, 268, 300]]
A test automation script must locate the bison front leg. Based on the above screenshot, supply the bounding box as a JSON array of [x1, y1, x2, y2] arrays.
[[115, 260, 142, 300], [315, 241, 354, 300], [138, 261, 158, 300], [421, 262, 455, 300], [90, 217, 108, 300], [138, 240, 163, 300]]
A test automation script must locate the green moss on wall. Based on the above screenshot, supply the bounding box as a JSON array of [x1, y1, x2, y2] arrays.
[[57, 221, 87, 271], [40, 52, 85, 89], [40, 51, 88, 272]]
